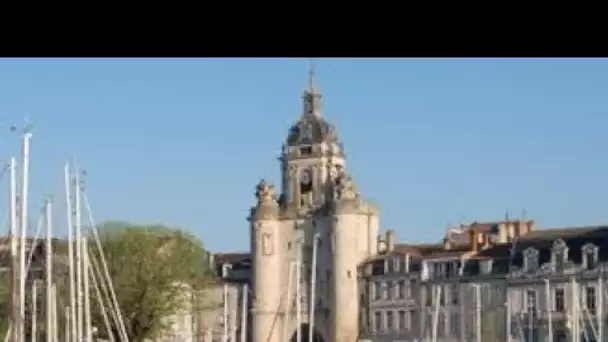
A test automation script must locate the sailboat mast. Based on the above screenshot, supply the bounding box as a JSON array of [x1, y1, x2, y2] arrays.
[[308, 233, 319, 342], [31, 280, 37, 342], [9, 157, 20, 342], [64, 163, 77, 342], [19, 132, 32, 342], [83, 235, 93, 341], [223, 282, 228, 342], [74, 169, 84, 341], [475, 285, 481, 342], [296, 240, 302, 342], [283, 261, 294, 342], [599, 274, 604, 341], [45, 198, 53, 342]]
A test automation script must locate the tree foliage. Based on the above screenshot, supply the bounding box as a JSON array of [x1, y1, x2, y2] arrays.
[[0, 275, 9, 340], [89, 221, 213, 342]]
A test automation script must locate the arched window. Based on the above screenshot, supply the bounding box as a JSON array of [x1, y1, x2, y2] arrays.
[[582, 243, 598, 270], [523, 247, 539, 272]]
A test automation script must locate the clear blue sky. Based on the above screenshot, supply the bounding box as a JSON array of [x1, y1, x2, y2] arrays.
[[0, 58, 607, 253]]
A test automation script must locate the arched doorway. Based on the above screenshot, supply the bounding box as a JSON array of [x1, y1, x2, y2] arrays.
[[289, 324, 324, 342]]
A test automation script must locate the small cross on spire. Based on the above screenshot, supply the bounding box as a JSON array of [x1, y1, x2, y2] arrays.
[[308, 58, 316, 92], [303, 58, 322, 117]]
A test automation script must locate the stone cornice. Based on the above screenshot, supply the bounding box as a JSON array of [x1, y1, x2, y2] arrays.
[[248, 202, 280, 221]]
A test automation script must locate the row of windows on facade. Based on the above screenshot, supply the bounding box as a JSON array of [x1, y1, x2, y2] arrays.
[[370, 310, 462, 337], [372, 257, 461, 279], [525, 286, 597, 313], [371, 310, 414, 333], [372, 255, 420, 276], [372, 279, 417, 300], [371, 281, 461, 306], [522, 242, 599, 273]]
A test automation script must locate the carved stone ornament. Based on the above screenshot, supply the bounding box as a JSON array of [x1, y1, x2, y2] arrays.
[[255, 179, 276, 203], [333, 170, 359, 202]]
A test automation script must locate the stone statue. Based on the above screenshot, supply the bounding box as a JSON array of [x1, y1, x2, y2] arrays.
[[255, 179, 276, 203], [333, 169, 359, 202]]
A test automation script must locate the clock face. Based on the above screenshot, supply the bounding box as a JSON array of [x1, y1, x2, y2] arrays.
[[300, 168, 312, 185]]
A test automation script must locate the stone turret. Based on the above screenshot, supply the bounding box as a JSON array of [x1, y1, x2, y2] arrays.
[[329, 169, 378, 342], [249, 179, 283, 342]]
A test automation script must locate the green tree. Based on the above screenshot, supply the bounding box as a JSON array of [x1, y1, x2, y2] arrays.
[[89, 221, 213, 342], [0, 275, 10, 340]]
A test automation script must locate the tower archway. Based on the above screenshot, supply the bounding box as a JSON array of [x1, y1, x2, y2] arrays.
[[289, 324, 324, 342]]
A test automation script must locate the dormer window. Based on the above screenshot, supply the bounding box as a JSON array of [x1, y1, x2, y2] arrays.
[[582, 243, 599, 270], [523, 247, 539, 272], [551, 239, 568, 272]]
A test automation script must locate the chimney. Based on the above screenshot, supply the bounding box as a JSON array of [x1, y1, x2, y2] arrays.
[[444, 235, 452, 250], [386, 230, 396, 252], [377, 234, 386, 253], [469, 229, 479, 252]]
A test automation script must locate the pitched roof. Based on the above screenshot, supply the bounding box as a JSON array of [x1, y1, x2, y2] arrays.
[[476, 225, 608, 268]]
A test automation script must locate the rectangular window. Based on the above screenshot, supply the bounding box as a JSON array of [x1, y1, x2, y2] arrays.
[[425, 285, 432, 306], [394, 256, 401, 272], [386, 311, 394, 331], [373, 282, 381, 300], [446, 262, 454, 277], [372, 261, 384, 275], [438, 313, 445, 337], [439, 286, 445, 306], [450, 311, 459, 335], [585, 250, 597, 270], [398, 310, 406, 331], [434, 263, 445, 278], [586, 286, 596, 314], [554, 288, 565, 312], [398, 280, 406, 299], [386, 281, 394, 300], [451, 283, 459, 305], [374, 311, 382, 331], [554, 251, 564, 272], [386, 258, 394, 273], [407, 310, 413, 330], [382, 282, 388, 300], [526, 289, 537, 314], [408, 279, 415, 298]]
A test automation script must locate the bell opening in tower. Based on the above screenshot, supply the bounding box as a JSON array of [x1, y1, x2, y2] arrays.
[[299, 168, 313, 194], [300, 146, 313, 156]]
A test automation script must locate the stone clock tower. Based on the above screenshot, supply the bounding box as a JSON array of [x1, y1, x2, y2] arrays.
[[248, 63, 380, 342]]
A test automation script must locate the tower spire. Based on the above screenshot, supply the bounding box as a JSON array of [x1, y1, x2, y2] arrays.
[[303, 58, 322, 117], [308, 58, 317, 92]]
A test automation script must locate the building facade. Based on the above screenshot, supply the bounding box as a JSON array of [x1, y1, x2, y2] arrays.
[[358, 221, 608, 342]]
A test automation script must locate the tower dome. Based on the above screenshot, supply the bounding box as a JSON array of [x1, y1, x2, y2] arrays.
[[286, 115, 338, 146], [284, 60, 342, 153]]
